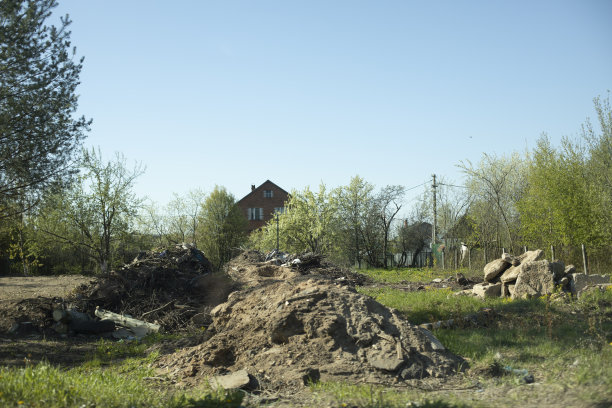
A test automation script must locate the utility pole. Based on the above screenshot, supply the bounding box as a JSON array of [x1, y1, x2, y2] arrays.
[[432, 174, 437, 246], [275, 213, 279, 252]]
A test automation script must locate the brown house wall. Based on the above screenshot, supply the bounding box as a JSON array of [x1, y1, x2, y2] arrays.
[[236, 180, 289, 233]]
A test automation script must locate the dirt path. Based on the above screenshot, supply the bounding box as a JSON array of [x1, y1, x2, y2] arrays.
[[0, 275, 95, 302]]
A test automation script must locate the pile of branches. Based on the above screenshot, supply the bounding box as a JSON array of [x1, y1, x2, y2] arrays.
[[71, 245, 230, 331]]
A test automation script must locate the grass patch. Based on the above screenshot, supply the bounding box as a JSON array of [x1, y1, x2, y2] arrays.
[[357, 267, 480, 284], [0, 333, 243, 408], [310, 382, 471, 408], [0, 361, 244, 408], [358, 286, 506, 324]]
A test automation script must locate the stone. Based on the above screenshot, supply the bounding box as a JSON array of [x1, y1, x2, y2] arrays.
[[507, 284, 516, 297], [500, 265, 521, 283], [570, 274, 611, 296], [472, 282, 502, 299], [484, 259, 511, 282], [564, 265, 576, 275], [518, 249, 544, 264], [512, 260, 555, 299], [367, 349, 405, 371], [501, 283, 509, 297], [501, 252, 520, 266], [209, 369, 251, 390], [455, 273, 469, 286]]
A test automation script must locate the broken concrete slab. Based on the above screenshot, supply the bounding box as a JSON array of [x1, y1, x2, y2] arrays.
[[473, 282, 502, 298], [570, 274, 611, 297], [500, 265, 521, 283], [512, 260, 555, 299], [484, 259, 511, 282], [518, 249, 544, 264], [501, 252, 520, 266]]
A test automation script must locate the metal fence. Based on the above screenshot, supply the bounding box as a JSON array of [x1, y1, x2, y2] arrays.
[[436, 244, 611, 275]]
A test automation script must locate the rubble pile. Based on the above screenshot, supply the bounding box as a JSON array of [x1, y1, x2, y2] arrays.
[[469, 249, 610, 299], [155, 277, 465, 391], [225, 250, 370, 287], [73, 245, 233, 331]]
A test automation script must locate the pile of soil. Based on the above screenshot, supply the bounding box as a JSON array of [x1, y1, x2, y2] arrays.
[[72, 245, 233, 331], [225, 250, 370, 287], [155, 276, 465, 391]]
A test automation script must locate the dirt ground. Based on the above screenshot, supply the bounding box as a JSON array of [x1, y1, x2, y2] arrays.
[[0, 274, 102, 368], [0, 275, 95, 301]]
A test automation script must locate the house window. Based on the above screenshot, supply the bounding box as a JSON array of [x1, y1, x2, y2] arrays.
[[263, 190, 273, 198], [274, 207, 286, 214], [247, 208, 263, 220]]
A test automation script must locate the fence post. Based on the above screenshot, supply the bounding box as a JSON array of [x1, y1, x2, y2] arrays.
[[524, 246, 528, 253], [468, 248, 471, 270], [551, 245, 555, 261], [582, 244, 588, 275]]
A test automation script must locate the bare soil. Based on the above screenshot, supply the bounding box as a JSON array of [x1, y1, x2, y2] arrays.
[[0, 275, 95, 301]]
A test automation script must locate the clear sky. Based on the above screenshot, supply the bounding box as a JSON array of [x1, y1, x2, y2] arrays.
[[53, 0, 612, 208]]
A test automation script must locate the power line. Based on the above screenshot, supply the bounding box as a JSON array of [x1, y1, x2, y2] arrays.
[[438, 182, 467, 189], [405, 181, 428, 191]]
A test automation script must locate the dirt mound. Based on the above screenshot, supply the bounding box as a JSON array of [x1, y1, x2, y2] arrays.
[[156, 277, 465, 391], [73, 245, 233, 331], [226, 250, 370, 287]]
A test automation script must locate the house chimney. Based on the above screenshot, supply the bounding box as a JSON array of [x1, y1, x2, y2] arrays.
[[251, 184, 255, 191]]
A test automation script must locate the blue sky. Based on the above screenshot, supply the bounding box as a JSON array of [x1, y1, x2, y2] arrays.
[[53, 0, 611, 208]]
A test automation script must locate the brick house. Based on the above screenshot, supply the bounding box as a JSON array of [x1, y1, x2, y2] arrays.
[[236, 180, 289, 233]]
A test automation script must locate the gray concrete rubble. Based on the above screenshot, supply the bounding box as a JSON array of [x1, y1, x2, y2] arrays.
[[472, 250, 609, 299]]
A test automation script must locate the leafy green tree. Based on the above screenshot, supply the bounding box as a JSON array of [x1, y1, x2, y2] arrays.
[[251, 183, 340, 257], [0, 0, 90, 219], [36, 148, 145, 274], [459, 153, 526, 253], [197, 186, 247, 271], [335, 176, 375, 268], [376, 185, 405, 268], [519, 95, 612, 251]]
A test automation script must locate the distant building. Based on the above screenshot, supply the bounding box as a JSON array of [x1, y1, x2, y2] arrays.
[[236, 180, 289, 233]]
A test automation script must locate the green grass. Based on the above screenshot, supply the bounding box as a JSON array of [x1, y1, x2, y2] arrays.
[[0, 336, 243, 408], [310, 382, 471, 408], [316, 287, 612, 407], [358, 286, 506, 324], [358, 267, 481, 284]]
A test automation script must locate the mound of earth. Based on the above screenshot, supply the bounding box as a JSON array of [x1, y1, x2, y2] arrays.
[[225, 250, 370, 287], [155, 277, 465, 391]]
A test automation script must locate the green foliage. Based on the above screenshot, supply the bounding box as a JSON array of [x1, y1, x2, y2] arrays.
[[335, 175, 377, 267], [251, 183, 340, 256], [518, 134, 603, 249], [196, 186, 246, 271], [33, 148, 145, 274], [0, 0, 90, 218], [458, 153, 526, 251]]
